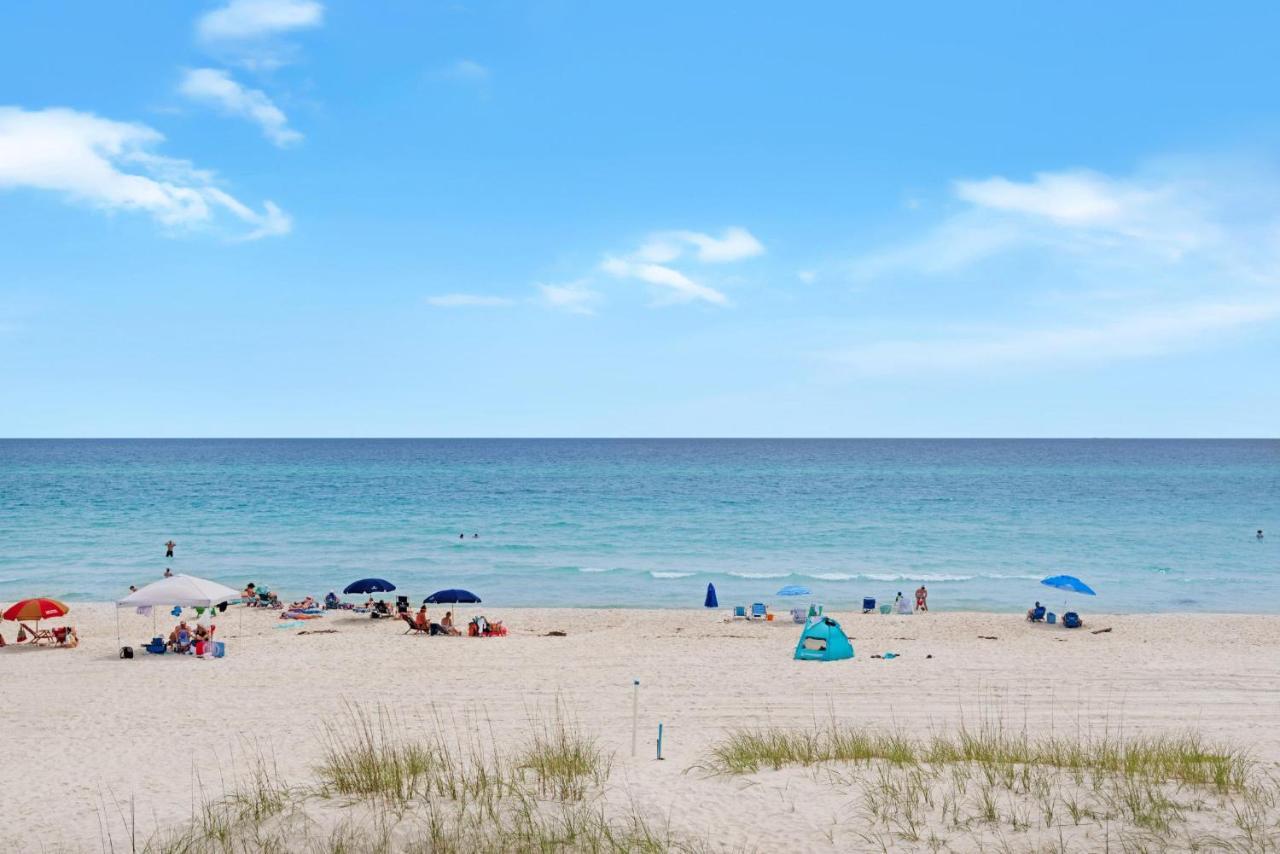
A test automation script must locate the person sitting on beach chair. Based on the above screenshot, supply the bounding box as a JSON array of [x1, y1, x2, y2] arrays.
[[402, 606, 430, 634], [168, 621, 193, 653], [324, 591, 340, 609], [1026, 602, 1046, 622], [440, 611, 462, 636], [371, 600, 392, 619]]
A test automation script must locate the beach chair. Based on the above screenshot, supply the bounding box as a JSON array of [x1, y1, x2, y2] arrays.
[[1062, 611, 1082, 629], [862, 597, 876, 614], [1028, 604, 1046, 622], [750, 603, 768, 620], [790, 607, 807, 624], [396, 596, 410, 616], [402, 614, 429, 634], [144, 636, 166, 655], [732, 605, 747, 619]]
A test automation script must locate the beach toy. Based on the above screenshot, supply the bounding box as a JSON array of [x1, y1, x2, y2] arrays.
[[170, 606, 182, 617], [274, 621, 303, 629], [879, 604, 891, 615], [883, 652, 899, 659]]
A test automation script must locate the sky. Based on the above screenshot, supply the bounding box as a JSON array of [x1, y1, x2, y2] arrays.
[[2, 1, 1279, 437]]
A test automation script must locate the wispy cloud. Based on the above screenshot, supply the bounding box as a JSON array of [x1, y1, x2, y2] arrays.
[[838, 157, 1280, 374], [179, 68, 301, 147], [600, 257, 729, 305], [0, 106, 290, 239], [538, 282, 599, 314], [600, 226, 764, 305], [437, 59, 491, 82], [198, 0, 323, 41], [425, 293, 514, 307], [833, 300, 1280, 375]]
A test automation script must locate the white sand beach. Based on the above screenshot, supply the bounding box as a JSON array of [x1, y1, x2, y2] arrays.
[[3, 606, 1279, 852]]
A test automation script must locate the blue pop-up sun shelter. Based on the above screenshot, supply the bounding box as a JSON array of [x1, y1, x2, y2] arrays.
[[794, 616, 854, 661]]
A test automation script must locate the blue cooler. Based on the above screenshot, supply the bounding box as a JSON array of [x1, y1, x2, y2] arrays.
[[1046, 612, 1057, 625], [213, 641, 226, 658]]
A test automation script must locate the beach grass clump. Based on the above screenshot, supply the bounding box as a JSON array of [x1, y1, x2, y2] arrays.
[[704, 722, 1250, 792], [314, 703, 449, 803], [514, 707, 613, 801]]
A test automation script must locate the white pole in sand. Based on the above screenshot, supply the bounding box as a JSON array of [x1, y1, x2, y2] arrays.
[[631, 679, 640, 758]]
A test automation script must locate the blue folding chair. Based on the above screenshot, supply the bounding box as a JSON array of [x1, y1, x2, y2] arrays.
[[750, 603, 768, 620]]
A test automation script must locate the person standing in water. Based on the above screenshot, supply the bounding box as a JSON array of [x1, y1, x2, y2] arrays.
[[165, 539, 176, 558], [163, 567, 173, 578]]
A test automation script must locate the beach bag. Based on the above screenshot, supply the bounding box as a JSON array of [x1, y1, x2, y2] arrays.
[[213, 641, 226, 658], [468, 620, 479, 637], [16, 625, 28, 643], [119, 646, 134, 659]]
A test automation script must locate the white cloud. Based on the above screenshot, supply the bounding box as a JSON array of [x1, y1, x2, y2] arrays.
[[179, 68, 301, 147], [600, 226, 763, 306], [797, 270, 817, 283], [538, 282, 599, 314], [839, 156, 1280, 373], [601, 257, 728, 305], [425, 294, 514, 307], [0, 106, 290, 239], [198, 0, 323, 41], [438, 59, 491, 82], [637, 226, 764, 264]]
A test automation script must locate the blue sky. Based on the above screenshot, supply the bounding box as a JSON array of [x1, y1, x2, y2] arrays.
[[2, 1, 1278, 437]]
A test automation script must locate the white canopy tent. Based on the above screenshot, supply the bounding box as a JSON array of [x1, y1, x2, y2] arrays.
[[115, 573, 243, 651], [118, 574, 241, 609]]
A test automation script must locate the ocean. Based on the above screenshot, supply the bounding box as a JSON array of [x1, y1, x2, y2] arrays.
[[0, 439, 1275, 612]]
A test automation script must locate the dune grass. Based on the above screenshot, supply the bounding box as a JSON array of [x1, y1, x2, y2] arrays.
[[704, 722, 1250, 791]]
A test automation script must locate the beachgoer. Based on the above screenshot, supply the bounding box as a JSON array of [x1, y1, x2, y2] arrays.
[[165, 540, 176, 558], [129, 585, 138, 593], [243, 582, 256, 600], [472, 533, 478, 538], [415, 605, 430, 631], [916, 585, 928, 612], [168, 620, 192, 651], [441, 610, 461, 636], [1026, 601, 1042, 621], [324, 591, 339, 608], [459, 533, 465, 539], [163, 567, 173, 578]]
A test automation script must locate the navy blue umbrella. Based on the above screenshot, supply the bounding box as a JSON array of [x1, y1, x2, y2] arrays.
[[704, 583, 718, 608], [344, 578, 396, 595], [1040, 575, 1096, 596], [424, 588, 481, 604]]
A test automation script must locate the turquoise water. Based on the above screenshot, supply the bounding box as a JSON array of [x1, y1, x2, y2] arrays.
[[0, 439, 1275, 611]]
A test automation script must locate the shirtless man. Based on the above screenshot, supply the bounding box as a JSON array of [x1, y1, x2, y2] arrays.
[[165, 540, 176, 558], [915, 585, 928, 612], [168, 621, 192, 651]]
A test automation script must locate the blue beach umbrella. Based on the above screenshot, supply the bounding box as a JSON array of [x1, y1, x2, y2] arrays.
[[424, 588, 481, 605], [704, 583, 718, 608], [777, 585, 812, 597], [1040, 575, 1096, 596], [344, 577, 396, 595]]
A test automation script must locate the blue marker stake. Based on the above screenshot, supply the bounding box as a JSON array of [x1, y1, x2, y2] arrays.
[[656, 723, 664, 760]]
